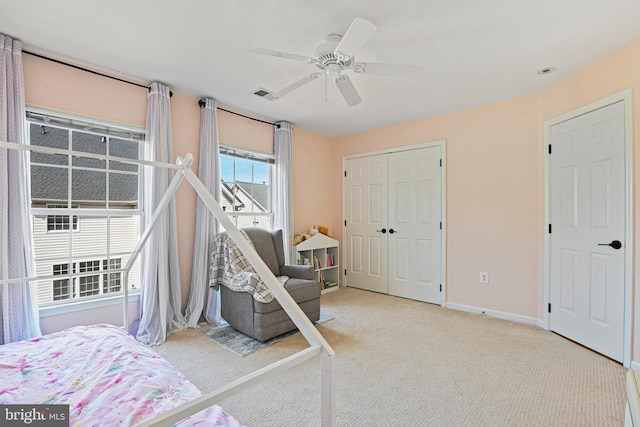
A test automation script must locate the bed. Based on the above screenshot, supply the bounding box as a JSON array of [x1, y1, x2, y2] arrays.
[[0, 323, 242, 426], [0, 140, 336, 426]]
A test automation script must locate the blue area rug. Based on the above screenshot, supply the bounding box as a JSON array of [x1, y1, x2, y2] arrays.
[[201, 313, 333, 357]]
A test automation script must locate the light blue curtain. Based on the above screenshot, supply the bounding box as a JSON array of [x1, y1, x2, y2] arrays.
[[0, 34, 42, 344], [185, 98, 222, 327], [272, 122, 294, 262], [135, 82, 186, 345]]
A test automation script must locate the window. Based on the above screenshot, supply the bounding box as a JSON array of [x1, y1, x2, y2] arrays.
[[28, 111, 144, 306], [52, 263, 74, 301], [47, 204, 78, 231], [103, 258, 122, 293], [78, 275, 100, 297], [220, 146, 273, 230], [50, 259, 123, 301], [78, 260, 101, 296], [79, 260, 100, 272], [52, 279, 72, 301]]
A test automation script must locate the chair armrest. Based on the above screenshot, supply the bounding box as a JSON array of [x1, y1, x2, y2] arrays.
[[280, 264, 316, 280]]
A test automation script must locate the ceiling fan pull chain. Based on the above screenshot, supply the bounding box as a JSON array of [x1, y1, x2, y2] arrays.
[[324, 71, 328, 102]]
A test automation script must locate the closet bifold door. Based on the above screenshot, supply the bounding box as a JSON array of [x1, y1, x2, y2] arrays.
[[344, 146, 442, 305]]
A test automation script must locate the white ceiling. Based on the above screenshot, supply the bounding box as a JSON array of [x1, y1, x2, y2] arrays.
[[1, 0, 639, 138]]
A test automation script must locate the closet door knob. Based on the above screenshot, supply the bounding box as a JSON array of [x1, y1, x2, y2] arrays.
[[389, 229, 395, 234], [376, 228, 387, 234]]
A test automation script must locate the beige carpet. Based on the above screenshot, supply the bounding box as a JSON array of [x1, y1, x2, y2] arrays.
[[154, 287, 627, 427]]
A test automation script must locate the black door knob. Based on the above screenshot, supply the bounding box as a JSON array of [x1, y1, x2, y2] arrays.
[[389, 229, 395, 234], [598, 240, 622, 250]]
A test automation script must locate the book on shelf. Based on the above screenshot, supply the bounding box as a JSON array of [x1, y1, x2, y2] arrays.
[[318, 273, 336, 289], [323, 280, 337, 289], [326, 253, 334, 267]]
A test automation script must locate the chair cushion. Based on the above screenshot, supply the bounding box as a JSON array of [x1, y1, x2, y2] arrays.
[[253, 278, 320, 314], [242, 227, 281, 277], [270, 229, 285, 268]]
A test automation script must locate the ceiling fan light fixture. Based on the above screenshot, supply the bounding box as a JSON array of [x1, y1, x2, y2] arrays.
[[326, 63, 341, 80]]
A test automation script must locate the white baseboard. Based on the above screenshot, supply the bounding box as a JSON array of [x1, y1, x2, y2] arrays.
[[446, 302, 640, 367], [445, 302, 540, 327]]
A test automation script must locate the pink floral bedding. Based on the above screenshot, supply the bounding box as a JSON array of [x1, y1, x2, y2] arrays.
[[0, 324, 243, 426]]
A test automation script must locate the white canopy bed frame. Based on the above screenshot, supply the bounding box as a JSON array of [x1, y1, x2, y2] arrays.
[[0, 140, 336, 427]]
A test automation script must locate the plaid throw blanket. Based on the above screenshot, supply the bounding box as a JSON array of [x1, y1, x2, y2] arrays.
[[209, 230, 276, 303]]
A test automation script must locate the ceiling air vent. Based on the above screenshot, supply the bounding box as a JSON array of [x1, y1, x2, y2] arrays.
[[252, 88, 277, 101]]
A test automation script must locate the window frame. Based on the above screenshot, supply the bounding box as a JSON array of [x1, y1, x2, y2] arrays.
[[27, 108, 145, 310], [219, 144, 274, 230]]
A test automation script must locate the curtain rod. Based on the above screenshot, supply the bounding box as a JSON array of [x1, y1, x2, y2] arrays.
[[199, 99, 278, 127], [24, 49, 176, 96], [24, 50, 148, 89], [218, 107, 279, 128], [23, 50, 279, 127]]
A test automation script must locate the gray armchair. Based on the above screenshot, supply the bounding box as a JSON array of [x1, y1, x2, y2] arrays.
[[220, 227, 321, 341]]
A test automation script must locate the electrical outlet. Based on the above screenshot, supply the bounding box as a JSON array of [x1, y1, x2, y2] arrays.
[[480, 272, 489, 284]]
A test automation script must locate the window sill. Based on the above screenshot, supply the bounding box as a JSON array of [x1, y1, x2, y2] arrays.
[[39, 293, 140, 318]]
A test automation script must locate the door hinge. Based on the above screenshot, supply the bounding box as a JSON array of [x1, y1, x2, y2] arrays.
[[548, 224, 552, 234], [548, 144, 552, 154], [439, 284, 442, 292], [439, 159, 442, 167], [344, 220, 347, 226], [439, 221, 442, 230], [344, 269, 347, 276], [548, 303, 551, 313], [344, 171, 347, 177]]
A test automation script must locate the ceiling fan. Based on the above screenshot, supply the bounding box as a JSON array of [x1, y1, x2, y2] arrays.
[[250, 18, 422, 106]]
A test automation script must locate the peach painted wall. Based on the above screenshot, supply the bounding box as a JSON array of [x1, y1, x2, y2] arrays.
[[23, 54, 148, 127], [332, 96, 540, 319], [292, 127, 334, 237], [218, 109, 273, 153]]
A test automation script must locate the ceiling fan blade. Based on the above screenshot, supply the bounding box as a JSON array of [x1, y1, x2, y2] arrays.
[[273, 73, 322, 98], [249, 48, 319, 65], [353, 62, 423, 77], [335, 75, 362, 106], [334, 18, 377, 59]]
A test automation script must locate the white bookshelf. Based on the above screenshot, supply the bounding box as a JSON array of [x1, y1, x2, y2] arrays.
[[295, 233, 340, 294]]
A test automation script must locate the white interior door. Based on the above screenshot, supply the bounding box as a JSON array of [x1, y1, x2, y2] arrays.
[[388, 147, 442, 304], [549, 100, 626, 362], [345, 154, 388, 293]]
